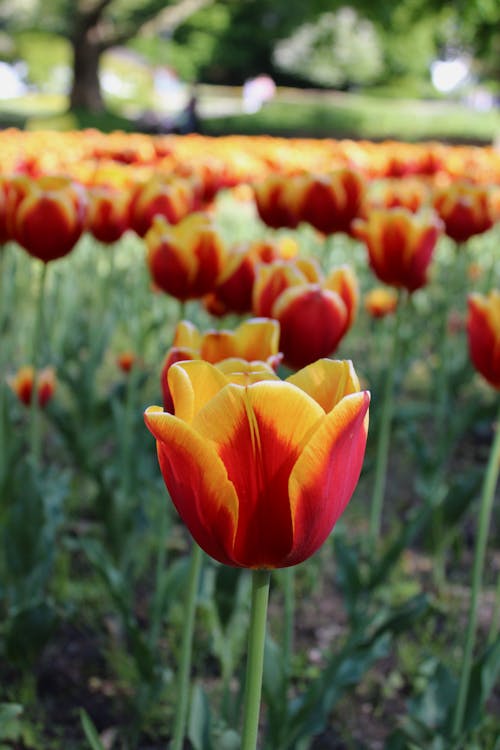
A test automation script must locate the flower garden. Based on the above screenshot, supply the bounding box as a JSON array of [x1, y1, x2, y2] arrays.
[[1, 128, 500, 749]]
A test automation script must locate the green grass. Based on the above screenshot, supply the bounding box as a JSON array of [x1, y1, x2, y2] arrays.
[[0, 83, 498, 143], [202, 88, 500, 143]]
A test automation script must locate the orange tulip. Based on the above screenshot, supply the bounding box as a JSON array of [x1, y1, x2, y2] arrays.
[[8, 176, 87, 263], [367, 178, 430, 214], [467, 291, 500, 389], [117, 351, 137, 373], [145, 212, 226, 301], [364, 287, 399, 318], [433, 182, 494, 243], [352, 208, 442, 292], [161, 318, 281, 410], [86, 186, 130, 244], [8, 366, 56, 408], [145, 358, 369, 568]]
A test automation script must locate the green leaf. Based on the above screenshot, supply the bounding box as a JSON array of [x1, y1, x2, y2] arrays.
[[0, 704, 23, 741], [188, 682, 213, 750], [80, 709, 106, 750], [463, 636, 500, 732]]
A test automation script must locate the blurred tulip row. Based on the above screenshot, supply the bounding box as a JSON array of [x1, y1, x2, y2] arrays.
[[0, 129, 499, 750]]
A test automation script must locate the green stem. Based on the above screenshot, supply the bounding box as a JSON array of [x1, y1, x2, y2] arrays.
[[29, 261, 49, 466], [488, 570, 500, 646], [368, 292, 404, 549], [283, 567, 295, 677], [452, 399, 500, 738], [171, 542, 203, 750], [241, 569, 271, 750], [149, 500, 169, 649]]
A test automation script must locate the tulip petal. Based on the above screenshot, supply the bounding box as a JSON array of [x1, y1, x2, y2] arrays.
[[287, 391, 370, 566], [144, 406, 238, 565], [193, 381, 324, 567], [168, 360, 228, 423], [287, 359, 360, 412]]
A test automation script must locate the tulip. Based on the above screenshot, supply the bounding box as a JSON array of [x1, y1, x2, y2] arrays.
[[8, 366, 56, 408], [253, 174, 303, 229], [352, 208, 442, 292], [117, 351, 137, 374], [433, 181, 494, 243], [324, 264, 359, 329], [453, 293, 500, 737], [467, 290, 500, 389], [145, 212, 226, 301], [145, 358, 370, 568], [298, 168, 365, 235], [9, 176, 87, 263], [208, 237, 298, 316], [161, 318, 281, 411], [273, 284, 349, 370], [86, 186, 130, 244], [252, 260, 317, 318], [128, 175, 195, 238], [364, 287, 399, 319], [367, 178, 430, 214]]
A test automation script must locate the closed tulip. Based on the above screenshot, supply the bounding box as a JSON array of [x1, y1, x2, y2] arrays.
[[467, 290, 500, 389], [433, 182, 494, 243], [128, 175, 195, 237], [9, 176, 87, 263], [86, 186, 130, 244], [145, 358, 370, 568], [353, 208, 442, 293], [273, 284, 349, 370], [161, 318, 281, 410], [145, 212, 226, 301], [8, 366, 56, 408], [298, 168, 365, 235], [364, 287, 399, 318]]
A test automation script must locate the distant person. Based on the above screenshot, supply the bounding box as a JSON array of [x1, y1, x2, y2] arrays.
[[242, 74, 276, 113], [177, 87, 201, 133]]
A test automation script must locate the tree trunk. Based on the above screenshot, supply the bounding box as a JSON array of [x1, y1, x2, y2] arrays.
[[69, 31, 105, 113]]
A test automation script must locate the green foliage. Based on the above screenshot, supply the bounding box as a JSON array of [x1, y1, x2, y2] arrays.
[[273, 8, 384, 88], [12, 31, 70, 92]]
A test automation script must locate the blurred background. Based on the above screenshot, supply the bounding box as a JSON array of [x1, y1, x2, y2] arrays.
[[0, 0, 498, 141]]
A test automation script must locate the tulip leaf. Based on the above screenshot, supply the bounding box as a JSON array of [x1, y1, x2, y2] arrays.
[[80, 709, 106, 750], [188, 682, 213, 750], [462, 637, 500, 732]]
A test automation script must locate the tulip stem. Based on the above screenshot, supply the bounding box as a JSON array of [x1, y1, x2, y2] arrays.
[[29, 261, 49, 466], [368, 292, 404, 549], [241, 569, 271, 750], [171, 542, 203, 750], [488, 570, 500, 645], [283, 567, 295, 676], [452, 399, 500, 739]]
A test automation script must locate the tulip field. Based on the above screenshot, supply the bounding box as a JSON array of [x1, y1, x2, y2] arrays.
[[1, 128, 500, 750]]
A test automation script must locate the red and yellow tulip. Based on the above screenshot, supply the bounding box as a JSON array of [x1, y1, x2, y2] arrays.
[[86, 186, 130, 244], [353, 208, 442, 293], [8, 176, 87, 263], [433, 182, 494, 243], [161, 318, 281, 410], [364, 287, 399, 318], [467, 291, 500, 389], [8, 366, 56, 408], [145, 358, 370, 568], [145, 212, 227, 301]]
